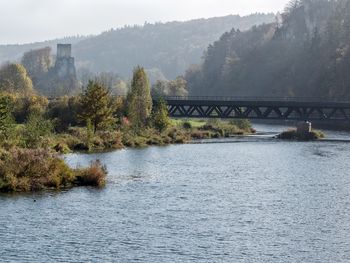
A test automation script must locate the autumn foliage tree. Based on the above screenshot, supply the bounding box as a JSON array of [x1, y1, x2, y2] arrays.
[[21, 47, 52, 85], [127, 66, 152, 129], [0, 63, 34, 96]]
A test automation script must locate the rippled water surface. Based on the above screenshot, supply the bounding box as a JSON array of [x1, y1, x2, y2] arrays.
[[1, 125, 350, 262]]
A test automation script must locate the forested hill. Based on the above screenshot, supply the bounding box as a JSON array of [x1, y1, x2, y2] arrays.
[[73, 14, 274, 78], [186, 0, 350, 99], [0, 13, 275, 79]]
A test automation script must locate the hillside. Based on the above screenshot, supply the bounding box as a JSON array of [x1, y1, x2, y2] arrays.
[[0, 13, 275, 80], [73, 14, 274, 79], [186, 0, 350, 99], [0, 36, 87, 64]]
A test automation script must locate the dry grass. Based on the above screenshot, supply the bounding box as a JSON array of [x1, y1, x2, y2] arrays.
[[277, 128, 325, 141], [75, 160, 107, 187], [0, 148, 107, 192]]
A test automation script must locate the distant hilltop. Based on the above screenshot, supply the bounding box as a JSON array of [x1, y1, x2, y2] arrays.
[[0, 13, 275, 79]]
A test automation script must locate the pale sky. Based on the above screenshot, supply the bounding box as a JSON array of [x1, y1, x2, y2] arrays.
[[0, 0, 289, 44]]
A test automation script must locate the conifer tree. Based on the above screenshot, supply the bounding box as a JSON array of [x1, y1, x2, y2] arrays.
[[79, 81, 115, 133]]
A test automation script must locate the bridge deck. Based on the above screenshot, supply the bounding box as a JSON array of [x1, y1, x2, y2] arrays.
[[161, 97, 350, 121]]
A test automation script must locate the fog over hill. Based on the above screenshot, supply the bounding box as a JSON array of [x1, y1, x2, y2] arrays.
[[0, 13, 275, 80], [0, 36, 87, 65]]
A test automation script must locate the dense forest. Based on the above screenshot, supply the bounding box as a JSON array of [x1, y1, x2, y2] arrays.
[[0, 14, 274, 80], [186, 0, 350, 99]]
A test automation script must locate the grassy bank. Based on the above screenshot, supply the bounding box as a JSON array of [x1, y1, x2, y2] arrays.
[[48, 119, 255, 153], [0, 118, 253, 193]]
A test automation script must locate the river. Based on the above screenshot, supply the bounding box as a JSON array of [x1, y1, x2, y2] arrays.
[[1, 124, 350, 262]]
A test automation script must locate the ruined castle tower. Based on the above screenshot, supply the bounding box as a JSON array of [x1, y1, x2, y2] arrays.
[[55, 44, 77, 79]]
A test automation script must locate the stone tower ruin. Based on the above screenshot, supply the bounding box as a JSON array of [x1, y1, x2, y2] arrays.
[[55, 44, 77, 79]]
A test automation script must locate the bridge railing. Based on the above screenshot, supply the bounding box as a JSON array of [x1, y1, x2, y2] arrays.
[[156, 96, 350, 103], [47, 95, 350, 103]]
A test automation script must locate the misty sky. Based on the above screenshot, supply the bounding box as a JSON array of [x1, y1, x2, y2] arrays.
[[0, 0, 289, 44]]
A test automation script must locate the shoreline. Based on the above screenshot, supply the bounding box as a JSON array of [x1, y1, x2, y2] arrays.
[[66, 134, 350, 155]]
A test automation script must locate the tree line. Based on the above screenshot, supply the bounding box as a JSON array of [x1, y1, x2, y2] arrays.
[[186, 0, 350, 99], [0, 66, 171, 148]]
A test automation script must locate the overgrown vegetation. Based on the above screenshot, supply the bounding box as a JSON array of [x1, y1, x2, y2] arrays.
[[0, 64, 254, 193], [0, 148, 106, 192], [277, 128, 325, 141]]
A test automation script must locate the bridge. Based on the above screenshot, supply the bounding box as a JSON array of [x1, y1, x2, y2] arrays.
[[160, 96, 350, 122]]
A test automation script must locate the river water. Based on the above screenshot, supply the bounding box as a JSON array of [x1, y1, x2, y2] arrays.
[[1, 124, 350, 262]]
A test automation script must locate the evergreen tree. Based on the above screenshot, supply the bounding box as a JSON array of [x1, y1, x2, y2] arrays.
[[127, 66, 152, 129], [152, 98, 170, 132], [23, 111, 53, 148], [79, 81, 115, 133]]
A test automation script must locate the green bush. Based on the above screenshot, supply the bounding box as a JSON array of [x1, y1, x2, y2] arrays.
[[22, 112, 53, 148], [152, 98, 170, 132], [48, 96, 81, 132], [229, 119, 252, 131], [182, 121, 192, 130]]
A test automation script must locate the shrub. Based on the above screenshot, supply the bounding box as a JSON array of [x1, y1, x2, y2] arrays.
[[22, 112, 53, 148], [13, 95, 49, 123], [53, 142, 71, 154], [191, 130, 211, 139], [75, 160, 107, 187], [277, 129, 325, 141], [0, 148, 74, 192], [151, 98, 170, 132], [48, 96, 81, 132], [96, 131, 123, 149], [229, 119, 252, 131], [182, 121, 192, 130], [53, 133, 82, 152], [0, 148, 107, 192], [206, 119, 221, 126]]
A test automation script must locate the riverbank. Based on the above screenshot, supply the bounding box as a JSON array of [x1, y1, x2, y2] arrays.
[[0, 119, 254, 193], [50, 119, 255, 153]]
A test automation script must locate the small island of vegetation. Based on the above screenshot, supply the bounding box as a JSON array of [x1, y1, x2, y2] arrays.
[[277, 128, 325, 141]]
